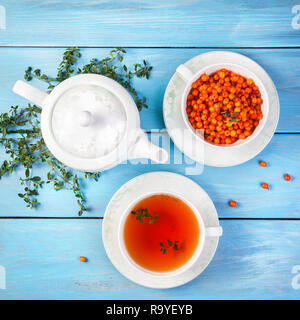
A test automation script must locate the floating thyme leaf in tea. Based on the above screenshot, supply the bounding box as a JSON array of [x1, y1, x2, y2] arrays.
[[131, 208, 158, 224], [0, 47, 153, 215], [160, 240, 180, 254]]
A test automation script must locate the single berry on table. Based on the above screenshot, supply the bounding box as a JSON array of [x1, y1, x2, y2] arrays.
[[229, 200, 237, 207]]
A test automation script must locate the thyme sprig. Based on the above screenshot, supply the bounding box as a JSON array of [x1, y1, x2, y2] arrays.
[[24, 47, 152, 110], [160, 240, 180, 254], [0, 47, 152, 215], [221, 110, 240, 123], [131, 208, 158, 224]]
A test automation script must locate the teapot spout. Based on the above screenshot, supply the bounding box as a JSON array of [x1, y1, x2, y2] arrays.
[[128, 130, 168, 163]]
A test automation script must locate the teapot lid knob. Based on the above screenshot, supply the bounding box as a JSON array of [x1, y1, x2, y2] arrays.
[[78, 110, 92, 127]]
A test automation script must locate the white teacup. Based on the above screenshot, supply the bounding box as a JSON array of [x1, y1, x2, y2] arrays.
[[176, 62, 269, 148], [118, 191, 223, 277]]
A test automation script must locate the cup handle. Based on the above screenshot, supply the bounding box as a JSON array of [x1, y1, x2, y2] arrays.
[[176, 64, 194, 82], [206, 226, 223, 237], [13, 80, 48, 107]]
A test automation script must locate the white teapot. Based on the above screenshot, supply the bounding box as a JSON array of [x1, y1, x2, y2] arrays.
[[13, 74, 168, 171]]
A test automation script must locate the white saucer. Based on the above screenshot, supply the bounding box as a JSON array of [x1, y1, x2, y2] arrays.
[[102, 171, 220, 289], [163, 51, 280, 167]]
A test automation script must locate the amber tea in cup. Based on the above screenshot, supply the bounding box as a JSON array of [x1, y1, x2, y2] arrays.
[[123, 194, 200, 272]]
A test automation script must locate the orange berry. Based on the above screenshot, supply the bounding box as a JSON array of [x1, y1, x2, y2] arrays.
[[218, 71, 225, 79], [225, 137, 231, 144], [247, 78, 253, 86], [284, 174, 291, 181], [261, 182, 269, 189], [192, 89, 199, 96], [79, 256, 87, 262], [259, 161, 267, 167], [229, 200, 237, 207]]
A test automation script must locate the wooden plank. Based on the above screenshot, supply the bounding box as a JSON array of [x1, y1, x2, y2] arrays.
[[0, 133, 299, 218], [0, 1, 299, 47], [0, 219, 299, 299], [0, 47, 299, 132]]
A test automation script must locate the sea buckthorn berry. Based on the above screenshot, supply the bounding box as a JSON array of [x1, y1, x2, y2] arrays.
[[247, 78, 253, 86], [79, 256, 87, 262], [229, 200, 237, 207], [192, 89, 199, 96], [284, 174, 291, 181], [259, 161, 267, 167], [186, 68, 263, 145], [261, 182, 269, 189], [218, 71, 225, 79], [201, 74, 209, 82]]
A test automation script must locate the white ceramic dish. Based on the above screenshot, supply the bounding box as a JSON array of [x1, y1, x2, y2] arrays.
[[163, 51, 280, 167], [102, 171, 222, 289]]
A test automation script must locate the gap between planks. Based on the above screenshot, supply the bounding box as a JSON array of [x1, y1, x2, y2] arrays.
[[0, 217, 300, 220], [1, 46, 300, 49], [7, 130, 300, 135]]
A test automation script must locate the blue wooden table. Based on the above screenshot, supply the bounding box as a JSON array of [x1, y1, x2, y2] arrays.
[[0, 0, 300, 300]]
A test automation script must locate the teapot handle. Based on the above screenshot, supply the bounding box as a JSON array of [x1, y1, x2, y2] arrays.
[[127, 130, 168, 163], [13, 80, 48, 107]]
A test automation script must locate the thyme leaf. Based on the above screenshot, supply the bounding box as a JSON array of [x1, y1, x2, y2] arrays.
[[131, 208, 158, 224], [159, 240, 180, 254], [221, 110, 240, 123]]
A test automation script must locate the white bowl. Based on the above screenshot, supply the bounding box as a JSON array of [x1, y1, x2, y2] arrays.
[[163, 51, 280, 167], [177, 62, 269, 149]]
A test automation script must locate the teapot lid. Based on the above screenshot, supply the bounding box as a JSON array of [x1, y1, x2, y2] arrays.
[[41, 74, 140, 171], [52, 84, 127, 159]]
